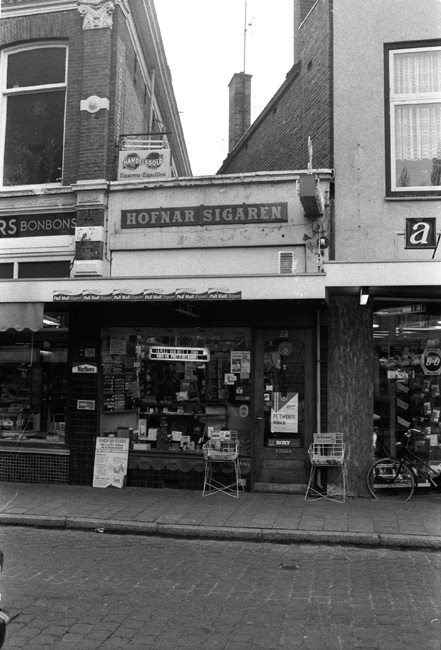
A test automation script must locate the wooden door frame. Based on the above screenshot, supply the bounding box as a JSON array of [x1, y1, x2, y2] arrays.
[[252, 328, 315, 485]]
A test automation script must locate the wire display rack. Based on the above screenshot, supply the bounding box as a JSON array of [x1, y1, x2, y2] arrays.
[[202, 431, 242, 498], [305, 432, 347, 502]]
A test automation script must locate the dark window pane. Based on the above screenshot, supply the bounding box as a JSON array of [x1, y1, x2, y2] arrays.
[[18, 261, 70, 278], [0, 264, 13, 279], [3, 90, 65, 185], [7, 48, 66, 88]]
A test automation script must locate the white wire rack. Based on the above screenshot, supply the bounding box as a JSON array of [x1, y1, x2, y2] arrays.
[[305, 433, 347, 502], [202, 431, 242, 498]]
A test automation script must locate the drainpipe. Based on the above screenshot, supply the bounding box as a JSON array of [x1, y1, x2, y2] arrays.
[[316, 309, 321, 433], [148, 68, 156, 132]]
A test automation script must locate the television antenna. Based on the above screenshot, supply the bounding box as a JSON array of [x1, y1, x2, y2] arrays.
[[243, 0, 253, 73]]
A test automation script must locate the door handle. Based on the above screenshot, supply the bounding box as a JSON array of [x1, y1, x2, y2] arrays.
[[255, 416, 263, 421]]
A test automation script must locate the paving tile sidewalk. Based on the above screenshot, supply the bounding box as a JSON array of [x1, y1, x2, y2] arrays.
[[1, 481, 441, 549]]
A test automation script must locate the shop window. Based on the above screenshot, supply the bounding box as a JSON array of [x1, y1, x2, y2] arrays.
[[0, 44, 67, 187], [0, 264, 13, 279], [0, 312, 69, 444], [385, 42, 441, 196], [18, 261, 71, 279], [373, 304, 441, 465], [101, 327, 252, 456]]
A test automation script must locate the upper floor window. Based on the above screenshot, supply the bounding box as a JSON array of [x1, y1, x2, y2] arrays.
[[386, 43, 441, 196], [0, 45, 67, 187]]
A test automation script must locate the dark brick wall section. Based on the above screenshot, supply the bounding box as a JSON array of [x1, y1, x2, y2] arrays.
[[75, 208, 105, 227], [219, 0, 332, 174]]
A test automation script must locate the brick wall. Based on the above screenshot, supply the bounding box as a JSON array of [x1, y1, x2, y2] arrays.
[[1, 6, 153, 184], [108, 8, 151, 179], [219, 0, 332, 174]]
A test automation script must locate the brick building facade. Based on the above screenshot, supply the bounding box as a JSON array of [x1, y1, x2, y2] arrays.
[[219, 0, 441, 497]]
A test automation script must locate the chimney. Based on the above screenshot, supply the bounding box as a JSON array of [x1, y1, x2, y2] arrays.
[[228, 72, 252, 152], [294, 0, 317, 62]]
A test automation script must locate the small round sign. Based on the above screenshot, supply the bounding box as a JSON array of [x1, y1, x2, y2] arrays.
[[420, 348, 441, 375], [239, 404, 249, 418]]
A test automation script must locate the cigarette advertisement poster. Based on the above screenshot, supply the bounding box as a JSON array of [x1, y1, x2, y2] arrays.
[[93, 437, 129, 489], [271, 392, 298, 433]]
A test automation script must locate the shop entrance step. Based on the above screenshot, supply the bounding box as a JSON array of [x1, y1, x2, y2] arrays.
[[253, 482, 307, 494]]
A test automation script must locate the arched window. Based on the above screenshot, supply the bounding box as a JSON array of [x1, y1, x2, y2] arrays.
[[0, 44, 67, 187]]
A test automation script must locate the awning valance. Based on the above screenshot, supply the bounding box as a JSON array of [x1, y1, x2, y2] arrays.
[[0, 303, 44, 332]]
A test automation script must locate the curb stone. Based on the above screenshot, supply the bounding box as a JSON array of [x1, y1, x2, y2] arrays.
[[1, 514, 441, 550]]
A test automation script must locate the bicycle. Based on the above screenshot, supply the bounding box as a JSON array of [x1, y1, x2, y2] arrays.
[[366, 428, 441, 502]]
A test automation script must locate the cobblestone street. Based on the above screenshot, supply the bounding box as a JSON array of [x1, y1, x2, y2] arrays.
[[0, 527, 440, 649]]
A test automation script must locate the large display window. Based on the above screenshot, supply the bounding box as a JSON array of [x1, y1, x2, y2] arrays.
[[101, 327, 252, 456], [0, 312, 68, 444], [373, 303, 441, 463]]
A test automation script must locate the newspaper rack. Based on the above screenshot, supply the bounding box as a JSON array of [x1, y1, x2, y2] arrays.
[[202, 431, 242, 498], [305, 433, 347, 502]]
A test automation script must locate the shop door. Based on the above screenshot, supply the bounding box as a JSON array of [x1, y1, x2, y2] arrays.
[[253, 329, 314, 486]]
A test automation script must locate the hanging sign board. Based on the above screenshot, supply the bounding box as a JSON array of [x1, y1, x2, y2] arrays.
[[93, 437, 129, 489], [271, 392, 298, 433], [118, 147, 171, 180], [148, 346, 210, 362]]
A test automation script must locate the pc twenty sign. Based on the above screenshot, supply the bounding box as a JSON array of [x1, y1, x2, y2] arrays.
[[121, 203, 288, 228]]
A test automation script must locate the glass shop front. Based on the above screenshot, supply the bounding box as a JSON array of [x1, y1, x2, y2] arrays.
[[0, 311, 69, 483], [373, 302, 441, 473]]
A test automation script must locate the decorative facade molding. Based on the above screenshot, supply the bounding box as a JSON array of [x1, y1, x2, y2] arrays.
[[80, 95, 110, 113], [77, 0, 115, 30]]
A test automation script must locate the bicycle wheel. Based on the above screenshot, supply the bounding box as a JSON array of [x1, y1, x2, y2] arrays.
[[366, 458, 415, 501]]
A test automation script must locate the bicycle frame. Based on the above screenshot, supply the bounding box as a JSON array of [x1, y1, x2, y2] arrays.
[[397, 432, 440, 486]]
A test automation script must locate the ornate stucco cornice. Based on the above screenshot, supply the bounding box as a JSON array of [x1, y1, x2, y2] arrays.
[[1, 0, 126, 21], [77, 0, 115, 29]]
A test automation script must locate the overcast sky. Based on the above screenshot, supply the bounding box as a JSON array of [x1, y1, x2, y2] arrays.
[[154, 0, 294, 176]]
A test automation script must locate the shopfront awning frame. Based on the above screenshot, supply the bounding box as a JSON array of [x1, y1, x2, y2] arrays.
[[0, 273, 327, 303]]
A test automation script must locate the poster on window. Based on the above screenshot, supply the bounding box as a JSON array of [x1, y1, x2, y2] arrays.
[[230, 351, 251, 378], [271, 392, 298, 433], [93, 437, 129, 489]]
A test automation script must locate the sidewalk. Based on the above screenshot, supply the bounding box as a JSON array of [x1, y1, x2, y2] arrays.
[[1, 481, 441, 550]]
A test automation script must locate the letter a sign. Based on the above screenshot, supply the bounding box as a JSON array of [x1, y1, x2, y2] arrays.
[[405, 218, 437, 249]]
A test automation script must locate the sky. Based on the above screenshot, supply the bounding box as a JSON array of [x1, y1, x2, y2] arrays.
[[154, 1, 294, 176]]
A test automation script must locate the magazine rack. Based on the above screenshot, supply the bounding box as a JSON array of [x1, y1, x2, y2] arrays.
[[305, 432, 347, 502], [202, 430, 242, 498]]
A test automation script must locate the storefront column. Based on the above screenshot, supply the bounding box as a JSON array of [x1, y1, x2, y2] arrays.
[[327, 295, 373, 496]]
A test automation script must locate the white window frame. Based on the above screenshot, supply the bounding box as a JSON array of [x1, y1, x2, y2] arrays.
[[0, 42, 68, 190], [388, 44, 441, 196]]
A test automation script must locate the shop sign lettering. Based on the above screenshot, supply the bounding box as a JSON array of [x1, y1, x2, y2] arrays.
[[148, 346, 210, 362], [121, 203, 288, 229], [53, 288, 242, 301], [0, 213, 76, 238], [405, 217, 437, 249], [72, 363, 98, 374]]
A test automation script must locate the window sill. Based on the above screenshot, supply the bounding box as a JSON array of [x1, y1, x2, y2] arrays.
[[0, 183, 68, 197], [385, 195, 441, 202]]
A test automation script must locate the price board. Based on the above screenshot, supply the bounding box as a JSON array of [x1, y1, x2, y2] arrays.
[[93, 437, 129, 489]]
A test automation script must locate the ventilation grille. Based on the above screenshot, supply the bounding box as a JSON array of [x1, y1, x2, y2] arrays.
[[278, 251, 295, 274]]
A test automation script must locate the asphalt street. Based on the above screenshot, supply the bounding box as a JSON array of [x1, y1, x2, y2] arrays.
[[0, 527, 440, 649]]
